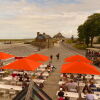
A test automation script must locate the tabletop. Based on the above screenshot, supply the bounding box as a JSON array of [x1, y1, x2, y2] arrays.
[[0, 84, 22, 91]]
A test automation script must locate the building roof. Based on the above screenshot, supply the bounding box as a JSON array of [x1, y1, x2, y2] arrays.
[[36, 34, 46, 40], [53, 33, 65, 38]]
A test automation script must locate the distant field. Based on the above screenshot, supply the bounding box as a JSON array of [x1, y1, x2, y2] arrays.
[[0, 38, 34, 41]]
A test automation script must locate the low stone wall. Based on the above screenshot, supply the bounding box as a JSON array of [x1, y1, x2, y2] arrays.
[[31, 41, 54, 49]]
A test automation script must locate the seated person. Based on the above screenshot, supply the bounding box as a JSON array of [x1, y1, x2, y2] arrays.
[[39, 83, 44, 88], [26, 76, 30, 82], [19, 75, 23, 82], [58, 97, 65, 100], [76, 74, 82, 80], [17, 73, 20, 77], [89, 82, 97, 92], [64, 97, 69, 100], [24, 73, 28, 78], [89, 75, 95, 84], [62, 73, 67, 78], [62, 77, 68, 82], [9, 88, 16, 95], [51, 65, 56, 71], [66, 80, 78, 92], [83, 75, 87, 83], [60, 83, 66, 91], [83, 84, 90, 94], [70, 74, 74, 79], [86, 90, 94, 100], [38, 73, 44, 79], [22, 81, 28, 89], [47, 68, 52, 73], [47, 64, 51, 68], [58, 88, 65, 100]]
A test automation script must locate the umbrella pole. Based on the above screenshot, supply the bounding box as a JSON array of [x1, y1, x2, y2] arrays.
[[77, 78, 82, 100], [23, 71, 25, 81]]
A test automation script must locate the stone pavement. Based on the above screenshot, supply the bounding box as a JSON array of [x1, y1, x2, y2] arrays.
[[0, 42, 85, 100], [37, 42, 85, 100]]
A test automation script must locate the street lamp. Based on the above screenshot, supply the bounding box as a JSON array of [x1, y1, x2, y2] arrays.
[[48, 38, 49, 48]]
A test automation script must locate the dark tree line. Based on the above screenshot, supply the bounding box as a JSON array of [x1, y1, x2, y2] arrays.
[[77, 13, 100, 47]]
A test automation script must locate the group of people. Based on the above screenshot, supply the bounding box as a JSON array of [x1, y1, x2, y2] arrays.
[[12, 72, 30, 82], [50, 53, 60, 62], [86, 50, 100, 66], [11, 72, 30, 89], [57, 73, 99, 100]]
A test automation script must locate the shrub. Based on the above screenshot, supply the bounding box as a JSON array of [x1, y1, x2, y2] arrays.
[[97, 37, 100, 43], [74, 44, 87, 50]]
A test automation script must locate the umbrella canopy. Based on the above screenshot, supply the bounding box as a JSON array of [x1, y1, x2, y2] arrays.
[[0, 52, 15, 60], [64, 55, 92, 63], [60, 61, 100, 75], [1, 58, 42, 71], [26, 54, 49, 62]]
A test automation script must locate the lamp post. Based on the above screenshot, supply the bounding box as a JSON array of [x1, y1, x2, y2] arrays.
[[48, 38, 49, 48]]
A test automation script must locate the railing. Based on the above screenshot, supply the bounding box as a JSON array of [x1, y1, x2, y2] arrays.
[[25, 81, 52, 100], [13, 87, 28, 100], [13, 81, 52, 100]]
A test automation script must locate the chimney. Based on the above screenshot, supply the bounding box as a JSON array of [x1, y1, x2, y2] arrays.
[[37, 32, 40, 36], [43, 33, 46, 35]]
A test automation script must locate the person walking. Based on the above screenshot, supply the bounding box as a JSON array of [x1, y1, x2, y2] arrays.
[[50, 55, 53, 63], [56, 53, 60, 60]]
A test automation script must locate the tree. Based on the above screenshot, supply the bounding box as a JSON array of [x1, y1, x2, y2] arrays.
[[71, 35, 74, 41], [78, 24, 90, 47], [78, 13, 100, 47]]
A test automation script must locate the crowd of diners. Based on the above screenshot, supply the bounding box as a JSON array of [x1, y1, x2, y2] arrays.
[[57, 73, 100, 100], [86, 49, 100, 66], [0, 63, 56, 98], [12, 63, 55, 88]]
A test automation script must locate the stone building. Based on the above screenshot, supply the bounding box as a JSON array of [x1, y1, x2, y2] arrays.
[[32, 32, 53, 49], [53, 32, 65, 39]]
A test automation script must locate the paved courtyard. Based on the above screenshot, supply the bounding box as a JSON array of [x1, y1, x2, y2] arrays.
[[0, 42, 85, 100]]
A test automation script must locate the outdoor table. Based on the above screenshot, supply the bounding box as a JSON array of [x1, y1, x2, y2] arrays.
[[79, 83, 100, 88], [81, 93, 100, 100], [3, 76, 12, 81], [58, 81, 66, 85], [64, 92, 79, 98], [35, 72, 41, 76], [0, 71, 5, 74], [94, 75, 100, 80], [42, 72, 49, 77], [86, 75, 100, 80], [36, 68, 45, 72], [35, 72, 49, 77], [40, 65, 47, 68], [56, 91, 79, 98], [94, 92, 100, 95], [33, 79, 45, 84], [2, 76, 18, 82], [0, 84, 22, 91]]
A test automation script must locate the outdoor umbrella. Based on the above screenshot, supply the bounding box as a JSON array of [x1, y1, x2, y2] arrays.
[[1, 58, 42, 71], [64, 55, 92, 63], [60, 61, 100, 75], [0, 52, 15, 60], [26, 54, 49, 62]]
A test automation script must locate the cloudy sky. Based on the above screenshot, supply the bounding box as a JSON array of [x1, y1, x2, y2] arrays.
[[0, 0, 100, 39]]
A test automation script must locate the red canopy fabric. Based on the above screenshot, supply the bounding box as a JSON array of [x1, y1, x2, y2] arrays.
[[15, 57, 25, 60], [0, 52, 15, 60], [26, 54, 49, 62], [64, 55, 92, 63], [60, 61, 100, 75], [1, 58, 42, 71]]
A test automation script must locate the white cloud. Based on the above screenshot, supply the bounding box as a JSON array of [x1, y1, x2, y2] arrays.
[[0, 0, 100, 38]]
